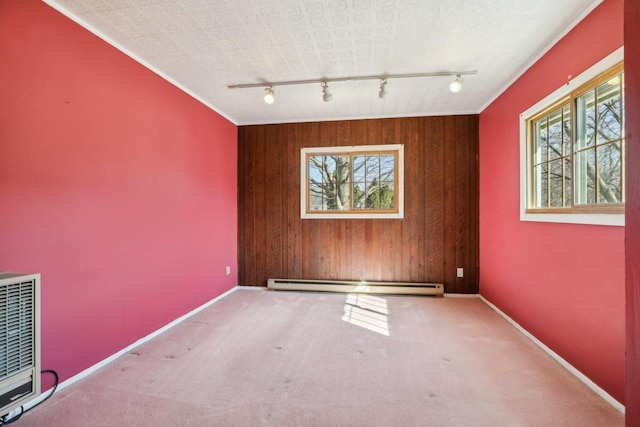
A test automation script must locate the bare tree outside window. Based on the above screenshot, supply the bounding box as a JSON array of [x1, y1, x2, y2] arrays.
[[575, 76, 623, 204], [308, 152, 396, 211], [530, 69, 624, 210], [302, 145, 403, 218]]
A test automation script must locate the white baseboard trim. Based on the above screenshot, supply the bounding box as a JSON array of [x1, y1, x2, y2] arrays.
[[479, 294, 625, 414], [17, 285, 239, 415]]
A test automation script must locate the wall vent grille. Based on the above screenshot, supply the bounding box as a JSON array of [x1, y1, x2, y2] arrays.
[[0, 280, 35, 380], [0, 273, 40, 417]]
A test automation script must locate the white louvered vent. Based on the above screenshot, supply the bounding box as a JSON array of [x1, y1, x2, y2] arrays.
[[0, 281, 35, 379], [0, 273, 40, 417]]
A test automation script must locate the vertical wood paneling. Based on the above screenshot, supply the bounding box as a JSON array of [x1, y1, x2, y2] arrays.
[[238, 116, 479, 293], [402, 117, 422, 282], [454, 116, 471, 293], [265, 125, 283, 281], [442, 116, 458, 291], [255, 126, 268, 288], [424, 116, 445, 284], [286, 125, 303, 279]]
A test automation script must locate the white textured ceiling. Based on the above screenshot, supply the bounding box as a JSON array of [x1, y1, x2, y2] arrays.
[[45, 0, 601, 125]]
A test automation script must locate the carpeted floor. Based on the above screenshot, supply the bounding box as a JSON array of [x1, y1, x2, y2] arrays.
[[17, 289, 623, 426]]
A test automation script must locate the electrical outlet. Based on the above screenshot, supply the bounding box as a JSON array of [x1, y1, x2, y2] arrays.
[[456, 268, 464, 278], [225, 266, 231, 276]]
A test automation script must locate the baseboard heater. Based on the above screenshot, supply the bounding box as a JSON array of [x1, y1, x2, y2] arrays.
[[267, 278, 444, 297]]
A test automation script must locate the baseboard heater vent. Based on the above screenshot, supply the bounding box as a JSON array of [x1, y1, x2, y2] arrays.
[[267, 278, 443, 297], [0, 273, 41, 418]]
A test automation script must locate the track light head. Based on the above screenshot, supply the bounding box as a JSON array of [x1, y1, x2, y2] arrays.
[[449, 75, 463, 93], [321, 81, 333, 102], [378, 78, 388, 99], [264, 86, 275, 104]]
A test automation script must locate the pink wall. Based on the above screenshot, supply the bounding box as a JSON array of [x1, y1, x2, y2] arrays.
[[0, 0, 238, 388], [479, 0, 625, 403], [625, 0, 640, 423]]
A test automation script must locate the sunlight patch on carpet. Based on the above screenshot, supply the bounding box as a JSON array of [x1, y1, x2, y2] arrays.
[[342, 293, 389, 336]]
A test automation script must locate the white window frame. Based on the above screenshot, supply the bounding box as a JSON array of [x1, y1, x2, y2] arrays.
[[519, 47, 624, 227], [301, 144, 404, 219]]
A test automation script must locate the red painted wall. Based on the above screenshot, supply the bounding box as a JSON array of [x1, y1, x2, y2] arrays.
[[0, 0, 238, 387], [625, 0, 640, 423], [479, 0, 625, 403]]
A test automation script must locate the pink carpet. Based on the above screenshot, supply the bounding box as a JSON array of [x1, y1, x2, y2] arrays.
[[18, 289, 623, 426]]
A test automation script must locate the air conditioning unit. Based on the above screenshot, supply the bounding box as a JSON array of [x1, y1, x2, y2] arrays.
[[0, 273, 40, 417]]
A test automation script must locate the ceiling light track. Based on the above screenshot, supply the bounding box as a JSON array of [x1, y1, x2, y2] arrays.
[[228, 70, 477, 90], [229, 70, 477, 103]]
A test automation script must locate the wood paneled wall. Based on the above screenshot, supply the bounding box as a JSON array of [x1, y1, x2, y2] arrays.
[[238, 116, 478, 293]]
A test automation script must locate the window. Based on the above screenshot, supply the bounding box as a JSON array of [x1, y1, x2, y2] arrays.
[[301, 144, 404, 219], [520, 48, 625, 226]]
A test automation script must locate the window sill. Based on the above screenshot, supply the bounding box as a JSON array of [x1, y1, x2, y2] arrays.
[[520, 211, 624, 226], [302, 212, 404, 220]]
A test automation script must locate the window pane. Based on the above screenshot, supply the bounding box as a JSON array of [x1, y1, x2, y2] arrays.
[[365, 183, 378, 209], [332, 155, 350, 210], [549, 159, 563, 207], [596, 79, 622, 144], [382, 182, 395, 209], [353, 155, 366, 181], [380, 154, 395, 182], [308, 155, 352, 211], [308, 155, 325, 210], [323, 156, 336, 181], [575, 89, 596, 149], [322, 193, 330, 210], [352, 182, 365, 209], [533, 164, 548, 208], [548, 109, 563, 160], [575, 149, 596, 204], [534, 119, 548, 164], [309, 183, 323, 210], [365, 155, 380, 181], [564, 158, 572, 207], [597, 142, 622, 203], [308, 155, 324, 182], [322, 156, 337, 210], [563, 105, 572, 157]]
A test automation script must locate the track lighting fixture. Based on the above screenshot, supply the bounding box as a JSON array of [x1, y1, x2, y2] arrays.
[[321, 81, 333, 102], [229, 70, 477, 102], [378, 78, 388, 99], [263, 86, 275, 104], [264, 86, 275, 104], [449, 75, 463, 93]]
